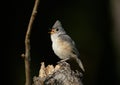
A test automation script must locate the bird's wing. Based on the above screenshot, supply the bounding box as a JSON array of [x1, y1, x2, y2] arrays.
[[58, 34, 85, 71], [58, 34, 80, 56], [58, 34, 75, 45]]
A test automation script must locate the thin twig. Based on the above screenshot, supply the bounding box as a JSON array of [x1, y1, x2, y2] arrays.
[[24, 0, 40, 85]]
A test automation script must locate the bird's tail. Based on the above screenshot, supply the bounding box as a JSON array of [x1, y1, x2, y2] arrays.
[[76, 58, 85, 72], [67, 57, 85, 72]]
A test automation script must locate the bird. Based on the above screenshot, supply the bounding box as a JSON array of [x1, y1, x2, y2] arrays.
[[49, 20, 85, 72]]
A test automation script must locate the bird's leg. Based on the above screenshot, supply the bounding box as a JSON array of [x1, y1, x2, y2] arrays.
[[58, 57, 70, 64]]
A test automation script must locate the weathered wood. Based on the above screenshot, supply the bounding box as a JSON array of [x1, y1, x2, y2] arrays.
[[33, 61, 84, 85]]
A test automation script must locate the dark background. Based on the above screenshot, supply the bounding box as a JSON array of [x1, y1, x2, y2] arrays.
[[3, 0, 120, 85]]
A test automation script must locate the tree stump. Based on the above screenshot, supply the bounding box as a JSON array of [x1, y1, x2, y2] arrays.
[[33, 61, 84, 85]]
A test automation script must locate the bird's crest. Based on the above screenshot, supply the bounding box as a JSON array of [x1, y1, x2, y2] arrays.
[[52, 20, 62, 28]]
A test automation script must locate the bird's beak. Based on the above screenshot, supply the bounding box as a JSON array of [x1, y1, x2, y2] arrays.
[[48, 28, 55, 34]]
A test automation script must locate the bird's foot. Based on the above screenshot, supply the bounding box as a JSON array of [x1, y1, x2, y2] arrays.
[[58, 58, 69, 64]]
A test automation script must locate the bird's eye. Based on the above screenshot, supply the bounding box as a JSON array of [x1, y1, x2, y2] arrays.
[[56, 28, 59, 31]]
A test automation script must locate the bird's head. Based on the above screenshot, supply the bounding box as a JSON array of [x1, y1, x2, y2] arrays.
[[49, 20, 66, 35]]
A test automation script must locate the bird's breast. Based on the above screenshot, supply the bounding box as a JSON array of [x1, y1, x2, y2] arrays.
[[52, 38, 72, 59]]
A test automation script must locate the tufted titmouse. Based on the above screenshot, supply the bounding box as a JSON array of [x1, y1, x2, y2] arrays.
[[49, 20, 85, 72]]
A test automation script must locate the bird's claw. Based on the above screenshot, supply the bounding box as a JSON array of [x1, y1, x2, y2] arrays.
[[58, 58, 70, 64]]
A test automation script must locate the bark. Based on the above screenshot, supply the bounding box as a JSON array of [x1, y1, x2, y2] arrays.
[[33, 61, 84, 85]]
